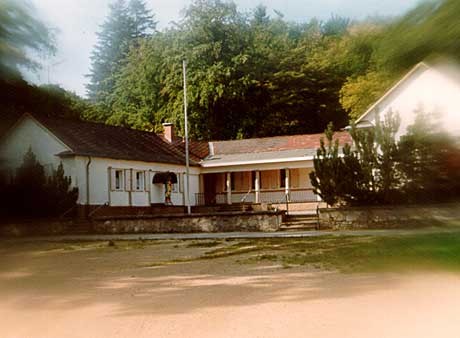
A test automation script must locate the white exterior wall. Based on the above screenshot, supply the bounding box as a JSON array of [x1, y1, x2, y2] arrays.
[[365, 65, 460, 138], [0, 116, 201, 207], [75, 156, 200, 207]]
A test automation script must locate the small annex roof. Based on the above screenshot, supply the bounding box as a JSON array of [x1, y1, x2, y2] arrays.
[[24, 114, 194, 166], [201, 131, 352, 167]]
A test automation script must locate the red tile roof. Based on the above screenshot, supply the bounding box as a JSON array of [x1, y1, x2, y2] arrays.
[[211, 131, 352, 155]]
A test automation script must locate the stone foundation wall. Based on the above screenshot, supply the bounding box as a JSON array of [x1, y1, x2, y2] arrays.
[[0, 219, 78, 237], [0, 211, 283, 237], [93, 211, 283, 234], [319, 203, 460, 230]]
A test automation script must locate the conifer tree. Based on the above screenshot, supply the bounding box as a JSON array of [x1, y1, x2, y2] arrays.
[[86, 0, 156, 103]]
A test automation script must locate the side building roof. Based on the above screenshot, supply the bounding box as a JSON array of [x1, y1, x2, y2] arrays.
[[28, 114, 192, 165]]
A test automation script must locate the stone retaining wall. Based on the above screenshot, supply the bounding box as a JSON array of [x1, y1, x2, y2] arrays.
[[93, 211, 283, 234], [0, 211, 283, 237], [318, 203, 460, 230], [0, 219, 77, 237]]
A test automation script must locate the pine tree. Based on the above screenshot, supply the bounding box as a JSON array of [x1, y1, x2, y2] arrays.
[[309, 123, 344, 206], [128, 0, 157, 40], [86, 0, 156, 104]]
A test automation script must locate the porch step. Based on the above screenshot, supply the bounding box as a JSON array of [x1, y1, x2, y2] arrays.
[[280, 214, 319, 231]]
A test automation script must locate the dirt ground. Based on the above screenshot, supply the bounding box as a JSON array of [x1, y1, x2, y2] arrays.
[[1, 239, 460, 338]]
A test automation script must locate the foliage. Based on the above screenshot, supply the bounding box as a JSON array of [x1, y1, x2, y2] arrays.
[[374, 0, 460, 72], [340, 71, 395, 120], [46, 163, 79, 215], [0, 1, 87, 135], [0, 149, 78, 218], [0, 0, 55, 78], [106, 1, 351, 139], [397, 110, 460, 203], [86, 0, 156, 103], [310, 109, 460, 206], [309, 123, 344, 206]]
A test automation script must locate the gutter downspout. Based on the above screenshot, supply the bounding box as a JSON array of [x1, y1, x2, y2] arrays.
[[86, 156, 92, 217]]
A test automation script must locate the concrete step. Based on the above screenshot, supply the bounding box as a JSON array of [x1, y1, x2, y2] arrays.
[[281, 214, 319, 231]]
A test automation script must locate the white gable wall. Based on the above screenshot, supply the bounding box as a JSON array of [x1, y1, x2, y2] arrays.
[[0, 116, 77, 187], [363, 64, 460, 138]]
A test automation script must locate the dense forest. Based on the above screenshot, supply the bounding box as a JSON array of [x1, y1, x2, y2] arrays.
[[2, 0, 460, 140]]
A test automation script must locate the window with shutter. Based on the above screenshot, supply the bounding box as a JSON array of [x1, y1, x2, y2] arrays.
[[114, 169, 124, 191], [134, 171, 144, 191]]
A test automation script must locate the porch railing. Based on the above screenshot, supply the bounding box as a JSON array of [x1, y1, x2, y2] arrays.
[[195, 189, 317, 206]]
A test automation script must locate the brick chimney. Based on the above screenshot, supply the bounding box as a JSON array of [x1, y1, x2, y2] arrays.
[[162, 122, 175, 143]]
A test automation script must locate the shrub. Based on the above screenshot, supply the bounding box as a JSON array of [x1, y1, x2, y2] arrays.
[[0, 148, 78, 218], [310, 110, 460, 206]]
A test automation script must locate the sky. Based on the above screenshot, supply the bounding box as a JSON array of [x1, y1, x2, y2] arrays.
[[28, 0, 421, 97]]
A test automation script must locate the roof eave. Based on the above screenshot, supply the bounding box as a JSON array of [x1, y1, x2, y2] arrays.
[[200, 155, 315, 168]]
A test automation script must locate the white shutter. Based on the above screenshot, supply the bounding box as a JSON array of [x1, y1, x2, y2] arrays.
[[144, 171, 149, 191], [179, 173, 184, 193], [109, 167, 114, 191], [125, 169, 132, 191]]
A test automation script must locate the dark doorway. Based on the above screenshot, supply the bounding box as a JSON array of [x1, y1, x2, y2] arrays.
[[203, 173, 218, 205]]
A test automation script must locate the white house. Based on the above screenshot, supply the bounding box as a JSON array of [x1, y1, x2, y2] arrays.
[[355, 58, 460, 137], [0, 113, 351, 213], [5, 59, 458, 215], [0, 114, 201, 212]]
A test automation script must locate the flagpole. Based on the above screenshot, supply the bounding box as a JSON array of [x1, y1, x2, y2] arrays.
[[183, 60, 191, 215]]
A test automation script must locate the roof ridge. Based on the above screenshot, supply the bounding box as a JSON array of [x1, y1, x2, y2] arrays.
[[211, 130, 348, 143]]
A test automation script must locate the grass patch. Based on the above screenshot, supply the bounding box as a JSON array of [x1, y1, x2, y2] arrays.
[[195, 232, 460, 273], [186, 240, 223, 248]]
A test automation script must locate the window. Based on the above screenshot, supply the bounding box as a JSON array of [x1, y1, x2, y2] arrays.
[[280, 169, 286, 188], [135, 171, 144, 191], [115, 169, 123, 190], [230, 172, 235, 191], [172, 173, 179, 193]]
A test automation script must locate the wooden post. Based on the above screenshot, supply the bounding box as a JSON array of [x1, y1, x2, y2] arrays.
[[285, 168, 290, 202], [255, 171, 260, 203], [226, 172, 232, 205]]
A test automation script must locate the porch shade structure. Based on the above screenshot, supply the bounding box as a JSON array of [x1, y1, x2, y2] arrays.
[[152, 172, 178, 184]]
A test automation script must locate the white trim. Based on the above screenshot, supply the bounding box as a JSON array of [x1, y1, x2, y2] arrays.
[[200, 156, 315, 168]]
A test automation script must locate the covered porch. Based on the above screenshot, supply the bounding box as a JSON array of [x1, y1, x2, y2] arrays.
[[196, 168, 319, 206]]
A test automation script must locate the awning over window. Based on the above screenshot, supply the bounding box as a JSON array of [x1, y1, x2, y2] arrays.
[[152, 172, 178, 184]]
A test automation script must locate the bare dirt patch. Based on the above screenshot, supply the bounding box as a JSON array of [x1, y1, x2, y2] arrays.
[[1, 238, 459, 338]]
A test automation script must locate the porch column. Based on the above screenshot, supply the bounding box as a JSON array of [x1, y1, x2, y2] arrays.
[[285, 168, 290, 201], [255, 171, 260, 203], [226, 172, 232, 205]]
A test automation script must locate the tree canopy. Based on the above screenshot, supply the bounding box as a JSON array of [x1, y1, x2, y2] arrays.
[[0, 0, 55, 78]]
